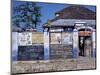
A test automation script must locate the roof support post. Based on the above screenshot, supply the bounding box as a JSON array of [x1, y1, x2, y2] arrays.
[[44, 28, 50, 60], [12, 32, 18, 61], [72, 29, 79, 58], [92, 29, 96, 58]]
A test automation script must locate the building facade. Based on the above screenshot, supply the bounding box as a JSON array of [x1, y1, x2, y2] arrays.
[[43, 6, 96, 60], [12, 5, 96, 61]]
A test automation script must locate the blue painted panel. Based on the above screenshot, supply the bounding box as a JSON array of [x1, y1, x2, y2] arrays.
[[92, 48, 96, 58], [12, 32, 18, 61], [44, 31, 50, 60], [72, 47, 78, 58], [44, 48, 49, 60]]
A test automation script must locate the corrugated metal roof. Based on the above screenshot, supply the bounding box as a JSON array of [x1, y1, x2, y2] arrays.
[[50, 19, 96, 26]]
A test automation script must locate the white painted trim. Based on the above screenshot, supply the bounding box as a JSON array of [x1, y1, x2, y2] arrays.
[[77, 26, 93, 30]]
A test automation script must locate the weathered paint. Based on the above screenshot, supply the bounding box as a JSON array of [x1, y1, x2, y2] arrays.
[[44, 29, 50, 60], [73, 29, 79, 58], [50, 33, 61, 44], [12, 32, 18, 61], [32, 32, 44, 44], [92, 29, 96, 58], [62, 32, 73, 45], [18, 32, 32, 46], [72, 47, 78, 58]]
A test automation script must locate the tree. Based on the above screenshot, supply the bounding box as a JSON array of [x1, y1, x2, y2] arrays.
[[12, 2, 41, 31]]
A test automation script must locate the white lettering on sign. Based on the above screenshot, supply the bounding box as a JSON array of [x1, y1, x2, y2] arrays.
[[18, 32, 32, 46]]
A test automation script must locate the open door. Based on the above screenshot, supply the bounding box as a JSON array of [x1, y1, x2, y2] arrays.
[[79, 36, 85, 56], [79, 36, 92, 57]]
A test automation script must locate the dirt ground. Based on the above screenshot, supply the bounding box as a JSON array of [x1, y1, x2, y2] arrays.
[[11, 57, 96, 74]]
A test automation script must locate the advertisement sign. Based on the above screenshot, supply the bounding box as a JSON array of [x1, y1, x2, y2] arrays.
[[62, 32, 72, 45], [18, 32, 32, 46]]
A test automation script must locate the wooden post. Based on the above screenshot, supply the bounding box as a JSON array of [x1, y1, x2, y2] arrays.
[[44, 28, 50, 60], [73, 29, 79, 58], [12, 32, 18, 61], [92, 29, 96, 58]]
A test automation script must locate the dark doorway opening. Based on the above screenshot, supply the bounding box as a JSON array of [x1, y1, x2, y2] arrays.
[[79, 36, 85, 56], [79, 36, 92, 57], [78, 28, 92, 57]]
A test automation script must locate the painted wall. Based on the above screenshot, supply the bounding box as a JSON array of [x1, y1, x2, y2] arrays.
[[44, 29, 50, 60], [32, 32, 44, 44], [12, 32, 18, 61]]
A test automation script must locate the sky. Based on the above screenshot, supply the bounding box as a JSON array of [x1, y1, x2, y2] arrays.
[[12, 0, 96, 32]]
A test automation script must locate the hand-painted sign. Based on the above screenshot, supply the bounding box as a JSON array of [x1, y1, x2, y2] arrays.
[[50, 33, 61, 44], [62, 32, 72, 44], [79, 31, 92, 36], [18, 32, 32, 46]]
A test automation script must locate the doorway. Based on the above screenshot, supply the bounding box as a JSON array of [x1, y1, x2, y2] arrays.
[[79, 36, 92, 57], [79, 36, 85, 56]]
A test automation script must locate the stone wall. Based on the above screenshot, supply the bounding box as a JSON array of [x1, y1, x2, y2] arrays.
[[12, 57, 96, 74]]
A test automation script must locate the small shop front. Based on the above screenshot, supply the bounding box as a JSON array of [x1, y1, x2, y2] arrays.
[[43, 23, 96, 60], [49, 27, 73, 59]]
